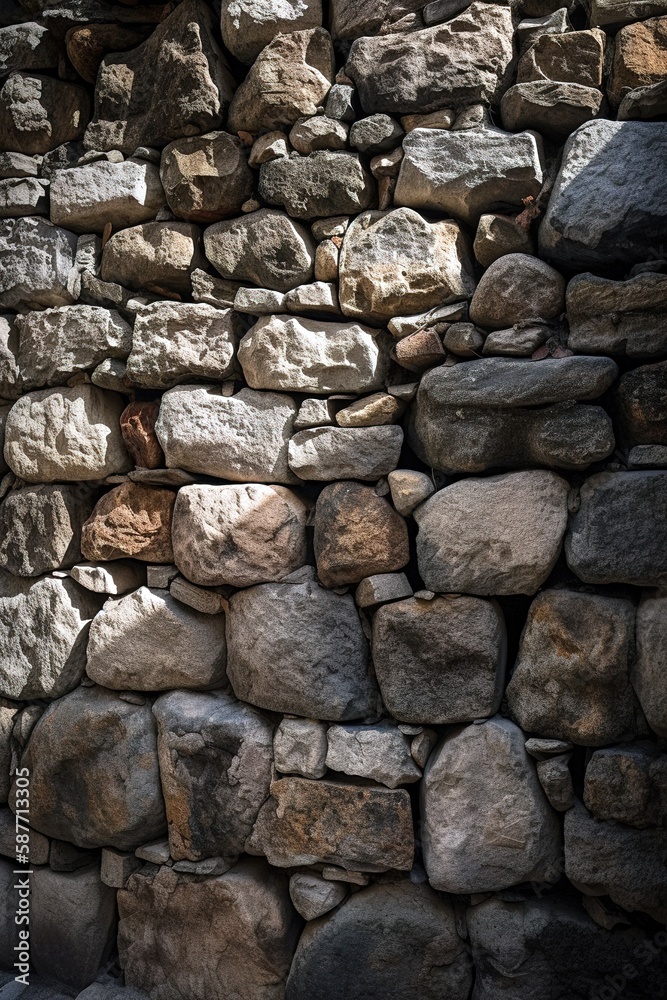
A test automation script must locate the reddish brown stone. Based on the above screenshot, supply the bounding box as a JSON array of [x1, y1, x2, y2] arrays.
[[65, 24, 149, 85], [120, 401, 164, 469], [609, 16, 667, 108], [394, 327, 446, 373], [81, 482, 175, 563]]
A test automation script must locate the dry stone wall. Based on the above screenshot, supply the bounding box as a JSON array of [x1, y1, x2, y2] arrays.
[[0, 0, 666, 997]]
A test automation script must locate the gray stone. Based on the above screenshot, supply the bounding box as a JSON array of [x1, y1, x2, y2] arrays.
[[590, 0, 667, 26], [101, 847, 142, 889], [474, 212, 536, 268], [227, 579, 377, 720], [221, 0, 322, 64], [0, 216, 77, 311], [0, 151, 40, 177], [584, 745, 667, 828], [248, 130, 290, 167], [101, 221, 206, 295], [274, 717, 328, 779], [204, 209, 315, 292], [618, 77, 667, 120], [234, 286, 287, 315], [567, 271, 667, 357], [470, 254, 565, 330], [539, 756, 578, 812], [153, 690, 273, 860], [160, 131, 253, 223], [324, 83, 356, 121], [0, 72, 89, 155], [395, 126, 544, 226], [482, 323, 550, 357], [285, 280, 339, 315], [156, 385, 298, 484], [289, 872, 346, 921], [325, 724, 421, 788], [0, 701, 19, 803], [289, 116, 348, 154], [517, 10, 574, 53], [539, 120, 667, 269], [387, 469, 434, 515], [259, 151, 374, 220], [349, 115, 403, 155], [288, 426, 403, 481], [518, 27, 605, 86], [422, 716, 561, 893], [50, 158, 165, 233], [0, 175, 48, 218], [0, 484, 95, 577], [0, 21, 60, 77], [354, 572, 412, 607], [190, 267, 240, 307], [628, 444, 667, 467], [0, 806, 49, 864], [169, 576, 226, 615], [501, 81, 603, 137], [331, 0, 427, 40], [415, 470, 569, 595], [71, 561, 145, 595], [444, 322, 486, 357], [634, 591, 667, 737], [135, 838, 170, 864]]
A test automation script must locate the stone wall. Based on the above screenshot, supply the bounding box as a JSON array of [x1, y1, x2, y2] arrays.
[[0, 0, 666, 997]]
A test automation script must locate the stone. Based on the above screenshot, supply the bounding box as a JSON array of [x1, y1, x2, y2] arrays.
[[314, 239, 339, 282], [135, 839, 170, 864], [609, 16, 667, 108], [0, 807, 49, 863], [345, 4, 514, 114], [120, 401, 164, 469], [227, 28, 334, 135], [156, 385, 297, 484], [388, 470, 435, 516], [238, 314, 390, 393], [50, 158, 165, 233], [12, 304, 132, 390], [4, 384, 130, 482], [204, 209, 315, 292], [0, 21, 60, 77], [285, 280, 339, 315], [64, 23, 148, 85], [590, 0, 667, 25], [474, 213, 536, 268], [86, 586, 226, 691], [313, 481, 409, 588], [287, 881, 471, 1000], [334, 393, 404, 428], [373, 596, 506, 725], [101, 847, 142, 889], [0, 72, 89, 155], [338, 208, 475, 325], [618, 77, 667, 119], [70, 561, 145, 595], [171, 484, 307, 588], [153, 690, 273, 860], [470, 254, 565, 330], [501, 81, 603, 137], [518, 28, 605, 86], [289, 872, 346, 921], [190, 268, 239, 307], [146, 564, 178, 589], [170, 576, 226, 615], [247, 777, 413, 871], [567, 272, 667, 357], [634, 591, 667, 737], [274, 718, 328, 778], [234, 287, 288, 315], [221, 0, 322, 65], [331, 0, 426, 40], [564, 801, 667, 921], [227, 579, 376, 720], [628, 444, 667, 467], [401, 108, 456, 132], [0, 484, 95, 577], [0, 175, 48, 218], [259, 151, 374, 220], [160, 132, 253, 223], [16, 685, 165, 850], [355, 573, 412, 608], [289, 426, 403, 481], [612, 362, 667, 447], [0, 702, 19, 802], [395, 126, 544, 228], [101, 221, 205, 295], [415, 470, 569, 595], [584, 745, 667, 828], [349, 115, 403, 155], [566, 471, 667, 586], [127, 302, 239, 389], [0, 216, 77, 311], [421, 717, 561, 893], [325, 724, 421, 788], [0, 151, 40, 177], [516, 9, 573, 52], [539, 120, 667, 269], [84, 0, 234, 154], [289, 116, 348, 154], [324, 83, 356, 122], [483, 323, 550, 357], [443, 322, 485, 357], [249, 130, 289, 167], [81, 483, 175, 563]]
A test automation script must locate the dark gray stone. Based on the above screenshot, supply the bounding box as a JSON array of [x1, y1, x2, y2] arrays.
[[259, 151, 374, 220]]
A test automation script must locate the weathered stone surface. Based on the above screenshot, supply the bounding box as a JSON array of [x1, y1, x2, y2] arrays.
[[238, 314, 389, 393], [334, 392, 404, 427], [127, 302, 239, 389], [71, 560, 145, 595], [372, 596, 506, 725], [86, 586, 226, 691], [64, 23, 147, 85], [153, 690, 273, 860], [290, 115, 348, 154], [355, 572, 412, 607], [517, 28, 605, 86], [0, 21, 61, 77], [609, 16, 667, 108], [101, 221, 205, 295], [227, 28, 334, 134], [0, 216, 77, 311], [325, 724, 421, 788], [274, 717, 327, 779], [0, 175, 48, 218], [0, 702, 19, 803], [536, 754, 574, 812], [584, 745, 667, 828], [501, 81, 602, 136], [0, 72, 89, 155], [50, 158, 165, 233], [4, 385, 130, 482], [470, 254, 565, 330], [506, 589, 644, 746], [156, 385, 297, 483], [539, 120, 667, 269], [160, 132, 253, 223], [0, 483, 95, 576], [349, 115, 403, 155], [0, 570, 102, 700], [473, 213, 536, 268], [331, 0, 427, 40], [338, 209, 474, 325], [221, 0, 322, 65], [313, 481, 408, 588], [567, 272, 667, 357], [415, 471, 569, 595], [172, 484, 307, 588], [618, 77, 667, 119], [259, 152, 374, 221], [287, 882, 472, 1000], [17, 685, 165, 850], [84, 0, 234, 154], [395, 127, 543, 227], [612, 362, 667, 447], [566, 471, 667, 586], [387, 469, 434, 515], [634, 591, 667, 737], [204, 209, 315, 292], [289, 426, 403, 481], [227, 579, 376, 720], [289, 872, 346, 921], [422, 716, 561, 892], [482, 323, 549, 357], [590, 0, 667, 26], [81, 483, 174, 563], [345, 4, 514, 114], [247, 777, 413, 871]]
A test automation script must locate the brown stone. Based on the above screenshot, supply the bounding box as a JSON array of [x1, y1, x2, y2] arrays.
[[314, 481, 409, 589], [609, 16, 667, 108], [517, 29, 605, 86], [65, 24, 148, 85], [160, 132, 254, 223], [81, 482, 175, 563], [394, 327, 446, 373], [611, 361, 667, 448], [120, 401, 164, 469]]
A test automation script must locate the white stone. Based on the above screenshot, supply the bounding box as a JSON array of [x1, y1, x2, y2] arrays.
[[70, 561, 146, 595]]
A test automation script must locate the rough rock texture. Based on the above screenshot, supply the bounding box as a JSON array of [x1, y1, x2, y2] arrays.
[[221, 0, 323, 65], [469, 254, 565, 330], [50, 158, 166, 233], [259, 151, 374, 220], [0, 72, 89, 155], [567, 272, 667, 357], [101, 221, 205, 295], [634, 591, 667, 737], [325, 724, 421, 788], [160, 132, 253, 223], [204, 209, 315, 292], [0, 483, 96, 576], [288, 425, 403, 481], [0, 216, 77, 311], [81, 483, 175, 563], [584, 744, 667, 828]]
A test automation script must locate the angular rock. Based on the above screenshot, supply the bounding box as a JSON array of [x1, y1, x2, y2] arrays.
[[470, 254, 565, 330], [285, 280, 339, 315], [0, 702, 19, 803], [415, 470, 569, 595], [395, 126, 544, 227], [289, 426, 403, 481], [584, 745, 667, 828], [290, 115, 348, 155], [506, 589, 643, 746], [289, 872, 346, 921], [421, 717, 561, 892], [517, 28, 606, 86], [227, 579, 376, 720], [160, 132, 253, 223], [0, 175, 48, 218], [70, 560, 145, 595], [50, 158, 165, 233], [0, 216, 77, 311], [172, 484, 308, 588], [566, 471, 667, 586], [120, 400, 164, 469], [618, 77, 667, 119], [81, 483, 174, 563], [221, 0, 322, 65], [259, 151, 374, 221], [612, 362, 667, 447], [331, 0, 427, 40], [204, 209, 315, 292], [101, 221, 205, 295], [634, 591, 667, 737], [502, 81, 603, 137], [0, 72, 89, 155], [482, 323, 549, 357], [156, 385, 297, 484], [4, 385, 130, 482], [84, 0, 234, 154], [325, 724, 421, 788], [247, 776, 413, 871], [238, 314, 390, 393], [274, 718, 328, 779], [537, 755, 574, 811], [16, 685, 165, 850], [86, 585, 226, 691], [609, 16, 667, 108], [0, 21, 61, 77], [474, 212, 536, 268], [0, 483, 96, 576], [350, 115, 403, 155], [64, 23, 148, 85], [335, 393, 404, 427], [567, 272, 667, 357]]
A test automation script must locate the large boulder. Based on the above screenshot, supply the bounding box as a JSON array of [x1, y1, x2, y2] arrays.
[[567, 272, 667, 358], [160, 131, 253, 223], [204, 209, 315, 292], [49, 158, 166, 233], [221, 0, 323, 64], [0, 72, 89, 154], [0, 483, 96, 576], [258, 151, 374, 220], [633, 591, 667, 737], [421, 717, 561, 892], [608, 16, 667, 108], [0, 216, 76, 312], [101, 221, 205, 295]]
